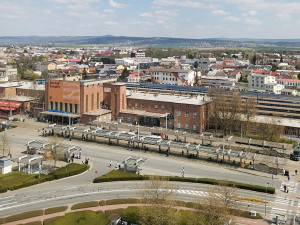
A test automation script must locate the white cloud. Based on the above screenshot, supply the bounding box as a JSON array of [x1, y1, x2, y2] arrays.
[[195, 25, 204, 29], [153, 0, 217, 9], [140, 10, 179, 20], [156, 20, 165, 24], [109, 0, 128, 8], [212, 9, 229, 16], [104, 21, 119, 25], [244, 18, 262, 25], [222, 16, 241, 22], [276, 13, 291, 20], [104, 9, 115, 14], [243, 10, 257, 16], [48, 0, 99, 3], [67, 4, 91, 10], [66, 11, 106, 18], [0, 1, 28, 19]]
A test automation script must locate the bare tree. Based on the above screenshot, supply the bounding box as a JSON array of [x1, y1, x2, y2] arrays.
[[137, 175, 179, 225], [195, 181, 237, 225], [258, 117, 284, 141], [47, 134, 63, 169], [0, 132, 11, 157], [207, 89, 241, 135], [241, 97, 257, 137]]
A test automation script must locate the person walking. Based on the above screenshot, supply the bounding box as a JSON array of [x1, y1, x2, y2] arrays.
[[109, 160, 112, 167], [296, 170, 298, 175], [182, 167, 185, 178]]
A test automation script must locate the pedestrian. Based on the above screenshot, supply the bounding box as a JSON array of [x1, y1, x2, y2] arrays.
[[288, 176, 290, 181], [182, 150, 184, 156], [182, 167, 184, 178], [296, 170, 298, 175], [79, 150, 82, 159], [109, 160, 112, 167], [284, 184, 287, 192]]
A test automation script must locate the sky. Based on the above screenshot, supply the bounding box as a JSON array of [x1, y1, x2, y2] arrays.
[[1, 0, 300, 39]]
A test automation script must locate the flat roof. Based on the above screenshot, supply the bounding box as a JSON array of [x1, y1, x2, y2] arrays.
[[0, 96, 35, 102], [83, 109, 111, 116], [40, 111, 80, 118], [121, 109, 169, 118], [127, 92, 211, 106]]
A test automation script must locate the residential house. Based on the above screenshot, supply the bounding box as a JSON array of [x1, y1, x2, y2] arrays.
[[277, 78, 300, 89], [150, 68, 196, 86]]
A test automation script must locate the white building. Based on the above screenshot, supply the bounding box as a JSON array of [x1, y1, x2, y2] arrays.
[[248, 72, 284, 94], [277, 78, 300, 89], [181, 64, 191, 70], [150, 68, 196, 86], [198, 58, 217, 70], [0, 67, 18, 82]]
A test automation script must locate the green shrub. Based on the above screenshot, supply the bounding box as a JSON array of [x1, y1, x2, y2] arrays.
[[121, 206, 140, 223], [44, 206, 68, 215], [24, 221, 43, 225], [106, 198, 140, 205], [5, 210, 44, 223], [43, 216, 62, 225], [230, 209, 263, 219], [49, 163, 90, 179], [93, 170, 144, 183], [45, 211, 110, 225], [99, 200, 106, 206], [71, 201, 99, 210]]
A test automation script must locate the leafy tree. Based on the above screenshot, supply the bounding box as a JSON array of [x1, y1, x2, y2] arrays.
[[251, 54, 257, 65], [296, 64, 300, 70], [271, 64, 278, 72], [119, 67, 129, 81], [298, 73, 300, 80], [280, 54, 283, 62], [194, 61, 199, 69]]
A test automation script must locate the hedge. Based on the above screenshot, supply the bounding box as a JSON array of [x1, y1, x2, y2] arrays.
[[164, 176, 275, 194], [44, 206, 68, 215], [23, 221, 43, 225], [99, 200, 106, 206], [94, 171, 275, 194], [4, 210, 44, 223], [49, 163, 90, 180], [0, 218, 4, 225], [71, 201, 99, 210], [0, 163, 89, 193], [93, 170, 144, 183], [106, 198, 140, 205]]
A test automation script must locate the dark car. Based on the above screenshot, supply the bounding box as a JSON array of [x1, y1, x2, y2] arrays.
[[290, 147, 300, 161]]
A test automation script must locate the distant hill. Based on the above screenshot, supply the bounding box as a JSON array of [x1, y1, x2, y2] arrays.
[[1, 35, 300, 48]]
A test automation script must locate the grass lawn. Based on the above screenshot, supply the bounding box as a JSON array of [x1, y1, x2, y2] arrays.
[[46, 211, 110, 225]]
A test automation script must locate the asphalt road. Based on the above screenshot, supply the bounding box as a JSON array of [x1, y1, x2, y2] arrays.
[[0, 119, 286, 219], [0, 181, 275, 217]]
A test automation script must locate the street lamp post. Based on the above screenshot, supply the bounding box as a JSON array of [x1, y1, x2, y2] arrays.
[[265, 182, 269, 216]]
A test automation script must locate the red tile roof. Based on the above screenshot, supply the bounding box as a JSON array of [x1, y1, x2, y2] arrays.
[[277, 78, 300, 83]]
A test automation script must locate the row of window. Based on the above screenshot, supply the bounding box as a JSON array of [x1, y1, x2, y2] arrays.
[[49, 101, 78, 114], [177, 111, 197, 118], [177, 123, 198, 130]]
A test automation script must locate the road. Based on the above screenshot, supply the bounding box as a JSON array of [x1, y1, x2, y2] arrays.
[[2, 118, 298, 222], [0, 181, 275, 218]]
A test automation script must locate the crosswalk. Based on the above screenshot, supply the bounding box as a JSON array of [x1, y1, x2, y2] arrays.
[[279, 181, 298, 193], [270, 180, 299, 219], [176, 190, 221, 197]]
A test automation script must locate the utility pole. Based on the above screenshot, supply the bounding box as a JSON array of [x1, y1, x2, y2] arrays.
[[265, 182, 269, 216]]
